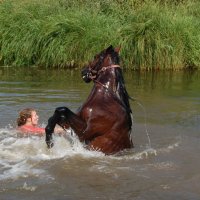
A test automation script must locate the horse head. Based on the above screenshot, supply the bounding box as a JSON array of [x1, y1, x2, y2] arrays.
[[81, 45, 120, 83], [81, 45, 132, 116]]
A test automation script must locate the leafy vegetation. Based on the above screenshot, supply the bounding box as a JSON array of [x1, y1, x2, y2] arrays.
[[0, 0, 200, 69]]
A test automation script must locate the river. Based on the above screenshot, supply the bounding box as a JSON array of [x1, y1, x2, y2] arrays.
[[0, 68, 199, 200]]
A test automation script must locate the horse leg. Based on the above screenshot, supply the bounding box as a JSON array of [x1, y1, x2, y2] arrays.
[[45, 107, 86, 148], [88, 130, 133, 155], [45, 109, 62, 148]]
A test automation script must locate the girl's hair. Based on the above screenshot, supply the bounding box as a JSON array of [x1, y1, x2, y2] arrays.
[[17, 108, 35, 126]]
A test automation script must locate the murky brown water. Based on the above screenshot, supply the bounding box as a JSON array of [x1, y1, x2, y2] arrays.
[[0, 68, 199, 200]]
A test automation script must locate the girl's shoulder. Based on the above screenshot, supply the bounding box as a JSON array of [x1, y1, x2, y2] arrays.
[[18, 125, 45, 135]]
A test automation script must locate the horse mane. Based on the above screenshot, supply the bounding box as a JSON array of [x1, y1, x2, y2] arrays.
[[109, 49, 132, 128], [115, 68, 132, 114]]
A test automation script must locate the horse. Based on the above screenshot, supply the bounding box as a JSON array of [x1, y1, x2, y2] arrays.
[[45, 45, 133, 155]]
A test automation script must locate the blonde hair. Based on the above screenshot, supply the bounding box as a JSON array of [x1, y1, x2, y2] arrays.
[[17, 108, 35, 126]]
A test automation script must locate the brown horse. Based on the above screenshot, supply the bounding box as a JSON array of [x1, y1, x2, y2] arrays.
[[45, 45, 133, 155]]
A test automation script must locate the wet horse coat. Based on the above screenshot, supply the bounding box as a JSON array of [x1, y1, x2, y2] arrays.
[[45, 45, 133, 154]]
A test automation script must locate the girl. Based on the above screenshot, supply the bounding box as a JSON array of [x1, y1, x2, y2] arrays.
[[17, 108, 64, 135], [17, 108, 45, 135]]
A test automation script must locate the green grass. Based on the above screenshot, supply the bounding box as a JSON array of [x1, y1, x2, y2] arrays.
[[0, 0, 200, 70]]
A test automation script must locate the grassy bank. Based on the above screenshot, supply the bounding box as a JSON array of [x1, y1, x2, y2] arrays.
[[0, 0, 200, 70]]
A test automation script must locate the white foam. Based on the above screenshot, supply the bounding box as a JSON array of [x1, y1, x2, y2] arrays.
[[106, 148, 157, 161], [0, 127, 106, 180], [158, 142, 180, 153], [21, 182, 37, 192], [2, 126, 177, 181]]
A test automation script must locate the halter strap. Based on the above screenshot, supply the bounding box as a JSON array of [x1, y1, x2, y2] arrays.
[[88, 64, 120, 80], [90, 64, 121, 91], [97, 64, 120, 74]]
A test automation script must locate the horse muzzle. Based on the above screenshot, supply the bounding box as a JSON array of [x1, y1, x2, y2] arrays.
[[81, 68, 92, 83]]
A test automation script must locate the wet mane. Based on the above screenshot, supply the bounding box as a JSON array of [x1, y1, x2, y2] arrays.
[[115, 67, 132, 115], [108, 49, 132, 128]]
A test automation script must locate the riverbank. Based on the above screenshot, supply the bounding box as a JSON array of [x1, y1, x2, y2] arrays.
[[0, 0, 200, 70]]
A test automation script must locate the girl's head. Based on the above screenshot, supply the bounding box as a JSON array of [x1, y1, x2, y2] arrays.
[[17, 108, 39, 126]]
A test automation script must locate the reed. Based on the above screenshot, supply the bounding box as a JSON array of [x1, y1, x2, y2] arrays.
[[0, 0, 199, 69]]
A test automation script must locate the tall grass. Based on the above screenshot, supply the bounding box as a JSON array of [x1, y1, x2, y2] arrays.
[[0, 0, 200, 69]]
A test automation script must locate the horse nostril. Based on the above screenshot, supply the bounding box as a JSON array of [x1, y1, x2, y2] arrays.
[[82, 73, 91, 83], [82, 75, 87, 80]]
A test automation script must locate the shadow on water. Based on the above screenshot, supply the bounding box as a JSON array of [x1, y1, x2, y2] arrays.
[[0, 67, 200, 200]]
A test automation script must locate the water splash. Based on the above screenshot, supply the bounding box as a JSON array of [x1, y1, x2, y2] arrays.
[[132, 98, 152, 148], [0, 124, 174, 181], [0, 127, 105, 181], [107, 147, 157, 161], [158, 142, 180, 153], [21, 182, 37, 192]]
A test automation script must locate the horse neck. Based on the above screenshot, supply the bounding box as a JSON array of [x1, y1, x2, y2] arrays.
[[96, 67, 132, 115], [97, 68, 118, 92]]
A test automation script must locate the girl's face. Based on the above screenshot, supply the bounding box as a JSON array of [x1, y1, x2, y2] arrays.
[[30, 111, 39, 126]]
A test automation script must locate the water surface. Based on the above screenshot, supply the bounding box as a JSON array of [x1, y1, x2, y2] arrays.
[[0, 68, 199, 200]]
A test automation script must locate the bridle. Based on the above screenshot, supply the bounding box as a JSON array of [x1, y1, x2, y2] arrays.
[[88, 64, 120, 90]]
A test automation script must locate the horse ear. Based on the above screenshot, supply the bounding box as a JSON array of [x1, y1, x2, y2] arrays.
[[106, 45, 113, 53], [114, 47, 121, 53]]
